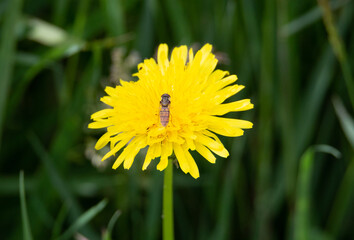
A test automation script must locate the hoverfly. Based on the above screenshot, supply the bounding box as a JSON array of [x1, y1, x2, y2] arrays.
[[160, 93, 171, 127]]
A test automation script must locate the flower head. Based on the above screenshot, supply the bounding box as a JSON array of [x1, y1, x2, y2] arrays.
[[89, 44, 253, 178]]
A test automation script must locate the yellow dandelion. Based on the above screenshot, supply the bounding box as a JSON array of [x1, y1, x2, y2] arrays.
[[88, 44, 253, 179]]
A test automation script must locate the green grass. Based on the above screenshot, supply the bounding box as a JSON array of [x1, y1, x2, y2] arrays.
[[19, 171, 33, 240], [1, 0, 354, 239], [0, 0, 23, 149]]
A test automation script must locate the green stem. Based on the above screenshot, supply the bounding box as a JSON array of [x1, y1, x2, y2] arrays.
[[317, 0, 354, 109], [163, 161, 174, 240]]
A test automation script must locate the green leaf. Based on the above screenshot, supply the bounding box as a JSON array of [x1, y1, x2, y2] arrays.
[[294, 145, 341, 240], [294, 148, 314, 240], [27, 132, 82, 219], [327, 155, 354, 237], [102, 210, 121, 240], [0, 0, 23, 149], [332, 96, 354, 149], [8, 40, 84, 115], [101, 0, 125, 36], [19, 171, 33, 240], [51, 205, 69, 240], [280, 0, 349, 37], [165, 0, 192, 43], [58, 199, 108, 240], [296, 5, 352, 155]]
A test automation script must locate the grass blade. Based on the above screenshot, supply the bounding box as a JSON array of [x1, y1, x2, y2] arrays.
[[294, 148, 314, 240], [8, 40, 84, 115], [317, 0, 354, 108], [211, 137, 246, 240], [27, 131, 99, 239], [101, 0, 125, 36], [134, 0, 156, 58], [240, 0, 261, 70], [0, 0, 23, 149], [145, 173, 162, 240], [327, 155, 354, 238], [281, 0, 349, 37], [51, 205, 69, 240], [58, 199, 108, 240], [332, 94, 354, 150], [19, 171, 33, 240], [27, 131, 82, 219], [164, 0, 192, 43], [294, 146, 341, 240], [254, 0, 276, 238], [296, 4, 352, 156], [102, 210, 121, 240]]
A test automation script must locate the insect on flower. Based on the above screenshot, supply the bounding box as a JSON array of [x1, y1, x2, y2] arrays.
[[88, 43, 254, 179], [160, 93, 171, 127]]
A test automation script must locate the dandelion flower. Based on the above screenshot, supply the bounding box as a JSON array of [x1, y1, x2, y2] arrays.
[[88, 44, 253, 178]]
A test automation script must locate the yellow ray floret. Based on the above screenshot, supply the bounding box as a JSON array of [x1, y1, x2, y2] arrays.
[[89, 43, 254, 178]]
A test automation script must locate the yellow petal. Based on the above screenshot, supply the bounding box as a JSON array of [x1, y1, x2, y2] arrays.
[[112, 140, 136, 169], [208, 126, 244, 137], [148, 127, 166, 137], [211, 99, 254, 115], [185, 137, 196, 150], [210, 147, 229, 158], [207, 116, 253, 129], [195, 133, 223, 151], [142, 144, 155, 170], [205, 116, 252, 137], [200, 44, 213, 64], [140, 59, 160, 79], [101, 136, 132, 161], [105, 86, 119, 97], [112, 148, 129, 169], [120, 79, 133, 87], [201, 130, 222, 143], [189, 44, 212, 71], [195, 131, 229, 158], [157, 146, 167, 171], [100, 96, 116, 106], [152, 141, 161, 159], [88, 120, 112, 129], [91, 108, 113, 120], [168, 130, 185, 144], [157, 141, 173, 170], [123, 136, 147, 169], [183, 145, 199, 178], [173, 143, 190, 174], [213, 85, 244, 104], [95, 131, 112, 150], [158, 44, 169, 75], [170, 45, 187, 66], [188, 48, 194, 63], [199, 54, 217, 77], [195, 142, 216, 163], [206, 70, 229, 86], [165, 141, 173, 156], [157, 156, 168, 171], [216, 75, 238, 90]]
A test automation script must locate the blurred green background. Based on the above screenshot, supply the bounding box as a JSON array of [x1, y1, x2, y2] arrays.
[[1, 0, 353, 239]]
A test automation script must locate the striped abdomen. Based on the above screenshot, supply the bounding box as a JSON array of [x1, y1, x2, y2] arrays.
[[160, 106, 170, 127]]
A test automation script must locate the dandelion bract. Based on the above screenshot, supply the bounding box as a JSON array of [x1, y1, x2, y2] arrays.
[[89, 44, 253, 178]]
